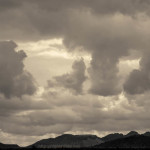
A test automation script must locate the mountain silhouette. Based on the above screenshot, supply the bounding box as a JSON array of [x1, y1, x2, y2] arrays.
[[101, 133, 124, 142], [0, 142, 19, 148], [30, 134, 103, 148], [125, 131, 139, 137], [101, 131, 139, 142], [28, 131, 150, 148], [143, 131, 150, 136], [95, 135, 150, 148]]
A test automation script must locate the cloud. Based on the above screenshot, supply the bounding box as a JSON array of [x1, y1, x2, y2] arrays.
[[1, 90, 150, 138], [1, 0, 150, 96], [63, 13, 143, 96], [48, 58, 87, 94], [123, 70, 149, 94], [0, 87, 150, 146], [0, 41, 36, 98], [1, 0, 150, 41], [124, 52, 150, 95], [88, 52, 121, 96], [0, 0, 21, 11]]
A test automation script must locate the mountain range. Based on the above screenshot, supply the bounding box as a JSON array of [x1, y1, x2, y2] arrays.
[[96, 135, 150, 148], [29, 131, 150, 148], [1, 131, 150, 148]]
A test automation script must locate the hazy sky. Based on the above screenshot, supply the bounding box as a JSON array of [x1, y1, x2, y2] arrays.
[[1, 0, 150, 146]]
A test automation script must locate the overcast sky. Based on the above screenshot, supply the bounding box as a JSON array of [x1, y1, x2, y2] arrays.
[[1, 0, 150, 146]]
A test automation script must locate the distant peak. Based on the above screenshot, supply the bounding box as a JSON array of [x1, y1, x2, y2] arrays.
[[143, 132, 150, 136], [57, 134, 98, 139], [126, 131, 139, 136], [101, 133, 124, 142], [57, 134, 73, 138], [76, 134, 97, 137], [62, 134, 73, 136]]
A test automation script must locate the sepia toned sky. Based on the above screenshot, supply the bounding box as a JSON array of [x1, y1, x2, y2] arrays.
[[1, 0, 150, 146]]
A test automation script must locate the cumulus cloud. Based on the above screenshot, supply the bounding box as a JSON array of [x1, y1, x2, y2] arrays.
[[88, 52, 121, 96], [1, 0, 150, 96], [48, 59, 87, 94], [124, 52, 150, 95], [63, 13, 144, 96], [0, 41, 36, 98]]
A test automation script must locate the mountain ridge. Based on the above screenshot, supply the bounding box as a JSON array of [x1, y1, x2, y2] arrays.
[[95, 135, 150, 148], [30, 134, 103, 148], [29, 131, 150, 148], [0, 131, 150, 148]]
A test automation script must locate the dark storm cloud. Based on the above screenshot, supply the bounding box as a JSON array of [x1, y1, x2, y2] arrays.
[[0, 41, 36, 98], [18, 0, 150, 16], [88, 52, 121, 96], [124, 52, 150, 95], [62, 13, 145, 96], [124, 70, 148, 94], [0, 0, 150, 41], [1, 0, 150, 41], [1, 0, 150, 96], [48, 59, 87, 94], [0, 0, 21, 11]]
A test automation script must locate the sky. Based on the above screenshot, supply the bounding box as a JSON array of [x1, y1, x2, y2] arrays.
[[1, 0, 150, 146]]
